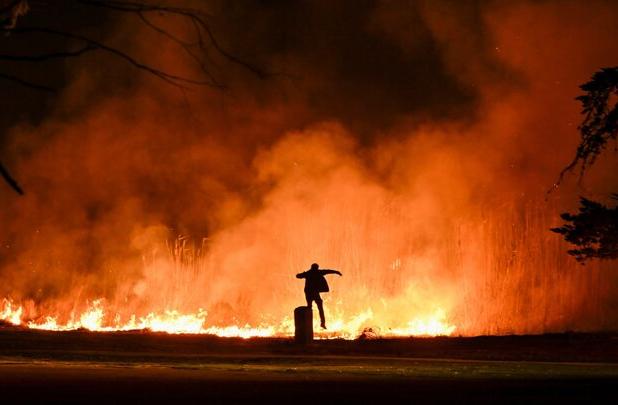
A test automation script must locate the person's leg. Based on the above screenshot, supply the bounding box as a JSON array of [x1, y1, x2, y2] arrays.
[[315, 295, 326, 328], [305, 292, 312, 308]]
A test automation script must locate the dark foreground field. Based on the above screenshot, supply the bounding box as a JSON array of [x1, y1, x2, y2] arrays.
[[0, 326, 617, 403]]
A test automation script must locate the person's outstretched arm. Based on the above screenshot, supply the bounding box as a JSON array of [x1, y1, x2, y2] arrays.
[[320, 269, 342, 276], [296, 271, 307, 279]]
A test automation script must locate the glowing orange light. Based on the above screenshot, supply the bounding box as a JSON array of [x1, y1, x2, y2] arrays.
[[1, 298, 455, 338]]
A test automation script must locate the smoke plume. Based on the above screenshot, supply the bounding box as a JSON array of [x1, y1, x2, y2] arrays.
[[1, 0, 617, 335]]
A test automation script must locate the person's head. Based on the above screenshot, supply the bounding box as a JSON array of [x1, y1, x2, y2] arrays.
[[310, 263, 319, 271]]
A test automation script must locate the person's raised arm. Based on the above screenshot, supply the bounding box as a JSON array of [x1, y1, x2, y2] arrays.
[[296, 271, 307, 279], [321, 269, 342, 276]]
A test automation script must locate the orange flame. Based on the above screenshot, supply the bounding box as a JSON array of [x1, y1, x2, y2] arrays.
[[0, 299, 22, 326], [1, 298, 455, 338]]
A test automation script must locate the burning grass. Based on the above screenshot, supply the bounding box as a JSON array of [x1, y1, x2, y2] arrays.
[[0, 297, 455, 339], [1, 200, 615, 340]]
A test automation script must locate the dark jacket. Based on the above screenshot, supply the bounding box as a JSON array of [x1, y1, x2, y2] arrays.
[[296, 269, 340, 293]]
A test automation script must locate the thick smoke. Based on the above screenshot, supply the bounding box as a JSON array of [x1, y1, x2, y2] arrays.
[[1, 0, 617, 335]]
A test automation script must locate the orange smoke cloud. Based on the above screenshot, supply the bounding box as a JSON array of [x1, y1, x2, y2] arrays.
[[0, 1, 617, 337]]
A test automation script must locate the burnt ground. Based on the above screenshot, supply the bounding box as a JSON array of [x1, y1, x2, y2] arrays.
[[0, 326, 617, 403]]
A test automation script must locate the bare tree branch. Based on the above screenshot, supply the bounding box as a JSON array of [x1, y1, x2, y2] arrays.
[[136, 11, 224, 88], [3, 26, 223, 88], [77, 0, 270, 79], [0, 71, 53, 91], [0, 1, 272, 193], [0, 161, 24, 195], [1, 1, 272, 91], [0, 45, 97, 61]]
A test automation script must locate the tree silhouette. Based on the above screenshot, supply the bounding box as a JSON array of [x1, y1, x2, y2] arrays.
[[557, 67, 618, 180], [552, 195, 618, 261], [0, 0, 265, 194], [552, 67, 618, 262]]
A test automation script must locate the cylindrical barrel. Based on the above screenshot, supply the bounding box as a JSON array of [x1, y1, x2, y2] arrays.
[[294, 306, 313, 343]]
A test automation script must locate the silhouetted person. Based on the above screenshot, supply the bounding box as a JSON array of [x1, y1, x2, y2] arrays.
[[296, 263, 342, 329]]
